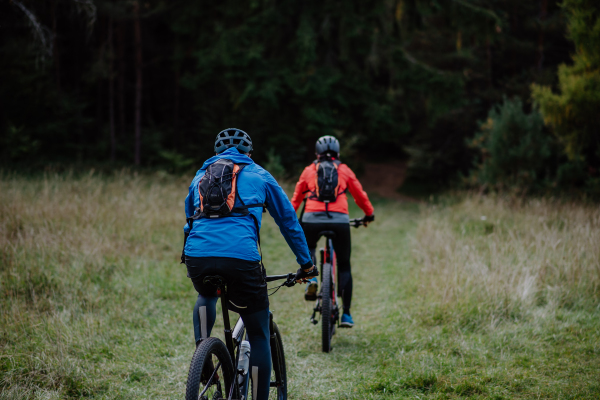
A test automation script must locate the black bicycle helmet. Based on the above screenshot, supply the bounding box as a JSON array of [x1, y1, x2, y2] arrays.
[[315, 135, 340, 156], [214, 128, 253, 154]]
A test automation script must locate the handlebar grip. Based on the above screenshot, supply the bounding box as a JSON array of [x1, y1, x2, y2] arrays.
[[349, 218, 364, 228], [265, 274, 288, 282]]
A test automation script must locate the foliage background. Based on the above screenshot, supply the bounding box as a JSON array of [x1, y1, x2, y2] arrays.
[[4, 0, 594, 193]]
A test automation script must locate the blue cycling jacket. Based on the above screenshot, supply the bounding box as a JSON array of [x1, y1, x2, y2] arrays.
[[184, 147, 312, 267]]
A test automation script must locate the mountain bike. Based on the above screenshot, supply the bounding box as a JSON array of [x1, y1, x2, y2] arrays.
[[310, 217, 366, 353], [185, 272, 297, 400]]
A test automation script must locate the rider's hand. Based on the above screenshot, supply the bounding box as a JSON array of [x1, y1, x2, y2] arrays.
[[295, 264, 318, 283], [181, 232, 189, 264], [363, 214, 375, 227]]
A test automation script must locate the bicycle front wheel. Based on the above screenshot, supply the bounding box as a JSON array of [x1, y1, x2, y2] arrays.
[[321, 262, 335, 353], [185, 337, 236, 400], [270, 320, 287, 400]]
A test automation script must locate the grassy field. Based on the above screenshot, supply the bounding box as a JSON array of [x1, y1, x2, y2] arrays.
[[1, 171, 599, 399]]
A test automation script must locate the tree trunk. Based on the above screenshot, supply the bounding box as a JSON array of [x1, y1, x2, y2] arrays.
[[96, 19, 106, 140], [537, 0, 548, 71], [486, 36, 492, 85], [117, 22, 126, 138], [133, 1, 142, 165], [174, 68, 180, 149], [51, 0, 60, 92], [108, 17, 116, 161]]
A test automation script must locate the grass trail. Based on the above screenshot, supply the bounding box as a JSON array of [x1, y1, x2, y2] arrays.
[[1, 173, 599, 399]]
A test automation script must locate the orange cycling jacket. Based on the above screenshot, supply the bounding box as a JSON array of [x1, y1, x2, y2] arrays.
[[291, 160, 374, 216]]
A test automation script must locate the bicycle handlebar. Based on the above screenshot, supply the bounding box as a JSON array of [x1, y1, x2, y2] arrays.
[[266, 221, 364, 287], [349, 218, 366, 228], [265, 272, 297, 287]]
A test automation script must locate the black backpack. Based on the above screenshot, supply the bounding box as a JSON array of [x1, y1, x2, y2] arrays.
[[189, 159, 263, 223], [299, 158, 343, 221], [313, 159, 342, 203]]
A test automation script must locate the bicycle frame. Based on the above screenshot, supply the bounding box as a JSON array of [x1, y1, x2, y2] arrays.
[[310, 235, 339, 325], [207, 282, 243, 400], [310, 218, 365, 333], [203, 273, 294, 400]]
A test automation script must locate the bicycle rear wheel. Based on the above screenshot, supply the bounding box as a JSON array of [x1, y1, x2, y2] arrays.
[[185, 337, 236, 400], [269, 320, 287, 400], [321, 262, 335, 353]]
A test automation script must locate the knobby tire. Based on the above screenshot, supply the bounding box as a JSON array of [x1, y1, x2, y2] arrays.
[[185, 337, 235, 400], [321, 262, 334, 353], [270, 321, 287, 400]]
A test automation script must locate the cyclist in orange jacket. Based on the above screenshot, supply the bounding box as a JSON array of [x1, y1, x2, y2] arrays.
[[291, 136, 375, 327]]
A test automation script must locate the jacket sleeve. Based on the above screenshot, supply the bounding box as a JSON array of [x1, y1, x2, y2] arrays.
[[343, 165, 374, 216], [264, 172, 313, 267], [183, 176, 197, 233], [290, 167, 310, 211]]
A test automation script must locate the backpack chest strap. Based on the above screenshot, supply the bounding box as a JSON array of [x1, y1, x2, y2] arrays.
[[187, 203, 265, 228]]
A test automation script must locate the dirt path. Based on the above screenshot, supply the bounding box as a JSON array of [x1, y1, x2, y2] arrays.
[[360, 161, 419, 202]]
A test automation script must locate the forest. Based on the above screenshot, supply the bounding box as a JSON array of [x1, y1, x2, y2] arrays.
[[1, 0, 599, 195]]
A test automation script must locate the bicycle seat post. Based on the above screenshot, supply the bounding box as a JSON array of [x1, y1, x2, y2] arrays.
[[204, 275, 236, 360], [220, 285, 236, 361]]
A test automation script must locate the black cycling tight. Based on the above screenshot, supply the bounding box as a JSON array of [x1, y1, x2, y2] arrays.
[[302, 222, 353, 314]]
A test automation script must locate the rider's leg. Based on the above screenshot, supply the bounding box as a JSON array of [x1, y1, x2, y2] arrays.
[[185, 256, 221, 345], [186, 259, 218, 345], [302, 224, 319, 264], [192, 294, 218, 345], [301, 224, 321, 299], [331, 224, 352, 314], [241, 308, 271, 400]]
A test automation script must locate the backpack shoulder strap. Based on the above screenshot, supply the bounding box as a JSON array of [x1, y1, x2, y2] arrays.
[[233, 163, 248, 209], [230, 163, 266, 213]]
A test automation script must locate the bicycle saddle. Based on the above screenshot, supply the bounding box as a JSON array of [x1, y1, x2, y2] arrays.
[[203, 275, 226, 287], [319, 230, 336, 239]]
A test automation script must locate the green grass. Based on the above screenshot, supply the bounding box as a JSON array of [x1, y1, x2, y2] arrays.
[[1, 172, 599, 399]]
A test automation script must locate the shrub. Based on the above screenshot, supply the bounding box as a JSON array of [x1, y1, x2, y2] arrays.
[[467, 97, 553, 192]]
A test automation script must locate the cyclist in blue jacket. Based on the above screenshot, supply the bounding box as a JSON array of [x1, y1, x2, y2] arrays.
[[182, 128, 317, 400]]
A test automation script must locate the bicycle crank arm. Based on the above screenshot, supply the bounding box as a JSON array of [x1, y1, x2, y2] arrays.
[[310, 305, 321, 325], [310, 311, 318, 324]]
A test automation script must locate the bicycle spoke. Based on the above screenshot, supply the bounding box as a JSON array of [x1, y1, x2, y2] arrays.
[[198, 361, 222, 398]]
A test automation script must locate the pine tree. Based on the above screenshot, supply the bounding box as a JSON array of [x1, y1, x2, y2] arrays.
[[532, 0, 600, 188]]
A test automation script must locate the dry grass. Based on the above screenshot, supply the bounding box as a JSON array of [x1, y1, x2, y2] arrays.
[[0, 171, 190, 399], [413, 196, 600, 329]]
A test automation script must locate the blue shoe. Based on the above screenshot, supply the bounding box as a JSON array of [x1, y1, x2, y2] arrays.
[[340, 313, 354, 328], [304, 277, 318, 301]]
